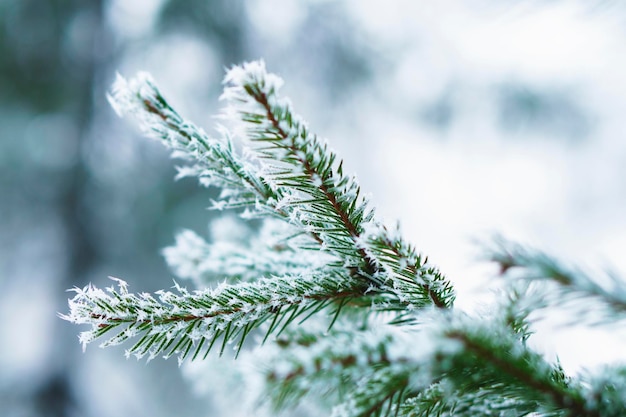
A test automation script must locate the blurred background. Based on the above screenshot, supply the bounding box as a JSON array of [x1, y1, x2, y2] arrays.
[[2, 0, 626, 415]]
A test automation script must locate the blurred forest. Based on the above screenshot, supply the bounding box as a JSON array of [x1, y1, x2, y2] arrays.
[[2, 1, 626, 416]]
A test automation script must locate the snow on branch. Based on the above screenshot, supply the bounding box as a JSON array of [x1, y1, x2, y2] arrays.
[[391, 311, 602, 417], [61, 270, 438, 363], [263, 322, 430, 417], [72, 60, 455, 363], [220, 60, 454, 309], [489, 238, 626, 325], [107, 70, 279, 216], [96, 61, 454, 341], [61, 273, 368, 362], [262, 305, 605, 417], [61, 60, 626, 417], [162, 223, 331, 288]]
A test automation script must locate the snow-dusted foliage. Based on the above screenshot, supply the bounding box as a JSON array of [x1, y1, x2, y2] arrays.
[[63, 61, 626, 416], [162, 219, 332, 288]]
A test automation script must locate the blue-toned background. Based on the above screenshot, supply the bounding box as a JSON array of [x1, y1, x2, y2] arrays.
[[2, 1, 625, 415]]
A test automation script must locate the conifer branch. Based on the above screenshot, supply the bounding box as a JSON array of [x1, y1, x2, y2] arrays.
[[108, 72, 277, 214], [72, 61, 455, 362], [62, 273, 437, 363], [162, 224, 330, 288], [221, 61, 454, 309], [490, 239, 626, 324], [400, 383, 537, 417], [107, 64, 454, 311], [264, 324, 423, 417], [62, 61, 626, 417], [434, 320, 597, 417], [62, 274, 369, 361], [586, 367, 626, 417]]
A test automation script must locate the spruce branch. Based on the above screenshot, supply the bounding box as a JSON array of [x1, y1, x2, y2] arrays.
[[262, 306, 601, 417], [61, 273, 372, 362], [60, 60, 626, 417], [61, 271, 435, 363], [162, 222, 330, 288], [221, 61, 454, 309], [264, 323, 426, 417], [586, 367, 626, 417], [489, 238, 626, 324], [432, 318, 597, 417], [400, 383, 537, 417], [107, 63, 454, 310], [108, 72, 280, 215]]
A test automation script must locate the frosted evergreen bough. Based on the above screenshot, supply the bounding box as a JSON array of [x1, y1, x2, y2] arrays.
[[62, 61, 626, 416]]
